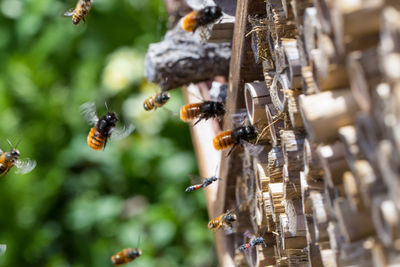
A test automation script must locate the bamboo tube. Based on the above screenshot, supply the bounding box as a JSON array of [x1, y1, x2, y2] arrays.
[[342, 171, 363, 212], [352, 160, 387, 209], [299, 89, 360, 143], [290, 0, 314, 26], [355, 114, 379, 164], [282, 39, 302, 89], [334, 197, 375, 243], [305, 214, 317, 244], [268, 183, 285, 222], [265, 104, 285, 146], [379, 7, 400, 82], [301, 65, 318, 95], [327, 222, 343, 260], [268, 147, 284, 183], [312, 0, 332, 34], [270, 73, 289, 112], [253, 156, 269, 192], [283, 174, 301, 200], [320, 247, 339, 267], [347, 49, 380, 113], [303, 7, 319, 63], [286, 89, 304, 128], [317, 142, 349, 187], [257, 246, 276, 266], [281, 129, 306, 171], [376, 140, 400, 210], [285, 199, 306, 237], [307, 242, 324, 267], [338, 125, 361, 169], [310, 191, 330, 242], [303, 138, 324, 180], [372, 196, 400, 248], [331, 0, 383, 55], [245, 81, 271, 125]]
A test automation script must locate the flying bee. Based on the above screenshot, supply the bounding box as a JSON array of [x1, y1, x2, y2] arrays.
[[143, 92, 170, 111], [208, 209, 237, 232], [182, 5, 223, 32], [213, 126, 258, 155], [80, 102, 134, 151], [0, 140, 36, 177], [64, 0, 92, 25], [185, 174, 220, 192], [111, 248, 142, 266], [238, 237, 266, 251], [180, 101, 225, 125]]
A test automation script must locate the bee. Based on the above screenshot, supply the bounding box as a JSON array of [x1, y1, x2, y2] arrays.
[[80, 102, 134, 151], [0, 140, 36, 177], [180, 101, 225, 125], [111, 248, 142, 266], [181, 6, 223, 32], [64, 0, 92, 25], [208, 210, 237, 232], [143, 92, 170, 111], [185, 174, 220, 192], [238, 237, 266, 251], [213, 126, 258, 153]]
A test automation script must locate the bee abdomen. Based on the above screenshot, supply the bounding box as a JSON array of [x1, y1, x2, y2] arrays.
[[143, 97, 154, 111], [88, 128, 106, 150], [182, 11, 198, 32], [180, 103, 202, 122], [0, 164, 8, 176], [213, 130, 233, 150]]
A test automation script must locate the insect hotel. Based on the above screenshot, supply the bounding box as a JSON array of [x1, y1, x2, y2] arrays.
[[146, 0, 400, 266]]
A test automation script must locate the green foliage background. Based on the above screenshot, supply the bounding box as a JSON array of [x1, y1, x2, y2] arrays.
[[0, 0, 216, 266]]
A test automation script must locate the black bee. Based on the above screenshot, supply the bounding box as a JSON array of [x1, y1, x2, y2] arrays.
[[182, 6, 223, 32], [180, 101, 225, 125], [213, 126, 258, 152]]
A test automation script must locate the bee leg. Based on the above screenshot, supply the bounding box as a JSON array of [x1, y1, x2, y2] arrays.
[[226, 144, 237, 157], [193, 118, 203, 126]]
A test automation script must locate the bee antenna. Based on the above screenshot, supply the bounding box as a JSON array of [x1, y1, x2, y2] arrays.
[[6, 139, 14, 149], [15, 138, 22, 148], [105, 101, 110, 112]]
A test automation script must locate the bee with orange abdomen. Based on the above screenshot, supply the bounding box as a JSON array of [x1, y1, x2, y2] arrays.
[[80, 102, 134, 151], [64, 0, 92, 25], [182, 6, 223, 32], [213, 126, 258, 154], [180, 101, 225, 125], [143, 92, 170, 111], [0, 140, 36, 177], [208, 210, 237, 232], [111, 248, 141, 266]]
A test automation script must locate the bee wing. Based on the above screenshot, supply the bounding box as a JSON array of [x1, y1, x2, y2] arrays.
[[188, 174, 206, 184], [0, 244, 6, 256], [80, 102, 99, 126], [63, 8, 75, 17], [231, 110, 248, 125], [111, 124, 135, 141], [15, 158, 37, 174], [242, 141, 264, 157]]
